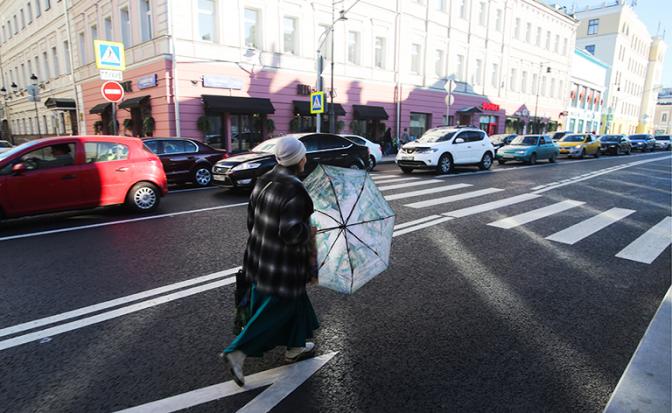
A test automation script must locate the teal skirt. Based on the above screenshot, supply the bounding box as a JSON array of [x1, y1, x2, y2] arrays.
[[224, 284, 319, 357]]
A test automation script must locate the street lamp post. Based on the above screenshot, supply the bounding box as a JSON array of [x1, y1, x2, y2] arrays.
[[533, 63, 551, 134], [30, 74, 42, 139]]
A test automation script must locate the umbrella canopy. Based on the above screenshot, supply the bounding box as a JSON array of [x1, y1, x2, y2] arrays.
[[304, 165, 395, 294]]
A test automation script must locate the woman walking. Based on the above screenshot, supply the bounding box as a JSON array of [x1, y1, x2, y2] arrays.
[[223, 136, 319, 387]]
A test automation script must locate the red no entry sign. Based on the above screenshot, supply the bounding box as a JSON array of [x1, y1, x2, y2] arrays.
[[101, 81, 124, 103]]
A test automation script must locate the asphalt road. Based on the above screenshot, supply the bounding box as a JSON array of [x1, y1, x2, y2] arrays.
[[1, 151, 670, 412]]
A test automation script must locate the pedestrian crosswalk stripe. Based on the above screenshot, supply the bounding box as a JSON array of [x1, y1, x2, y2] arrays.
[[372, 177, 419, 184], [378, 179, 443, 191], [487, 200, 586, 229], [393, 217, 454, 237], [394, 215, 443, 230], [370, 174, 400, 181], [443, 193, 542, 218], [615, 217, 672, 264], [546, 208, 635, 245], [404, 187, 503, 208], [384, 183, 473, 201]]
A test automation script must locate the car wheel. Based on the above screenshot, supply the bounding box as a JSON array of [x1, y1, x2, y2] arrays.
[[401, 167, 414, 174], [479, 152, 493, 170], [436, 153, 452, 175], [349, 162, 363, 170], [626, 148, 631, 155], [368, 155, 376, 171], [126, 182, 161, 212], [549, 153, 557, 163], [194, 165, 213, 187], [594, 149, 600, 158], [497, 159, 506, 165], [528, 153, 537, 165]]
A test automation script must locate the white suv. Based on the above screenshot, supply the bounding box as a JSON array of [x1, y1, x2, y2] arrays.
[[396, 127, 495, 174]]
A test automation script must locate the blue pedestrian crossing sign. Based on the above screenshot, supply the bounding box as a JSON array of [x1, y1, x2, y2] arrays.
[[310, 91, 325, 114], [94, 40, 126, 71]]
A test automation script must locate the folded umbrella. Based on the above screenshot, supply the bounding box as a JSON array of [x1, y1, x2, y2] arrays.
[[304, 165, 395, 294]]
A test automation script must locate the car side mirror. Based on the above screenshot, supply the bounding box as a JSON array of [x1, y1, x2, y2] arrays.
[[12, 162, 27, 175], [454, 138, 465, 144]]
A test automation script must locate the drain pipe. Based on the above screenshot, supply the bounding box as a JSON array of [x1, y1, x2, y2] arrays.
[[167, 0, 181, 137], [394, 0, 401, 145], [63, 0, 81, 134]]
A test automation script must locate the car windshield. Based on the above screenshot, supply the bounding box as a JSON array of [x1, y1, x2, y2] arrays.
[[629, 134, 648, 140], [251, 139, 278, 153], [655, 136, 670, 141], [552, 132, 566, 140], [600, 135, 620, 142], [0, 141, 11, 148], [510, 136, 538, 146], [489, 134, 509, 142], [0, 139, 42, 161], [561, 135, 585, 142], [416, 129, 456, 143]]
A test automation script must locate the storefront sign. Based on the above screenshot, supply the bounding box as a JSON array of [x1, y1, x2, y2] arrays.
[[137, 74, 158, 89], [100, 70, 123, 81], [94, 40, 126, 71], [481, 102, 500, 112], [203, 75, 243, 90]]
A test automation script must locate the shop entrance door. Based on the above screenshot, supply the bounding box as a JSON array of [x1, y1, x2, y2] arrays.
[[230, 114, 264, 154]]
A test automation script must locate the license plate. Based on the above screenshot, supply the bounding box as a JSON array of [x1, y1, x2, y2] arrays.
[[213, 175, 227, 181], [401, 156, 414, 161], [560, 149, 569, 153]]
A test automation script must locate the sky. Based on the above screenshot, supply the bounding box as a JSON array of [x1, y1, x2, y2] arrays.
[[546, 0, 672, 87]]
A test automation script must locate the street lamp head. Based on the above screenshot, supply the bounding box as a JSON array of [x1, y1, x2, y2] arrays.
[[338, 10, 348, 21], [30, 73, 38, 86], [546, 67, 551, 73], [10, 82, 17, 90], [0, 87, 6, 96]]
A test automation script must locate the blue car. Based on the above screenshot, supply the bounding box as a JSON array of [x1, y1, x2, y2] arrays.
[[496, 135, 560, 165], [628, 134, 656, 152]]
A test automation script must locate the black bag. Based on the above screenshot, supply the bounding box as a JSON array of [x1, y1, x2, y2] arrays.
[[232, 268, 251, 335]]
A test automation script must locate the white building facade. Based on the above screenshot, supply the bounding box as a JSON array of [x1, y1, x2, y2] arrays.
[[566, 48, 608, 134], [653, 88, 672, 134]]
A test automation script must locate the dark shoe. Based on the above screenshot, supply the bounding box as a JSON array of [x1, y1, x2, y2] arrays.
[[285, 342, 315, 362]]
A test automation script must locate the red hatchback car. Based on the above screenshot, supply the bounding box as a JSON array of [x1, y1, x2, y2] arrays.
[[0, 136, 168, 220]]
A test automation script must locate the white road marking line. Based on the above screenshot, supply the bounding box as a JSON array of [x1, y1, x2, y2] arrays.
[[393, 215, 443, 230], [546, 208, 636, 245], [370, 174, 400, 181], [169, 186, 219, 194], [0, 276, 237, 351], [384, 183, 473, 201], [0, 203, 249, 242], [0, 268, 240, 339], [377, 179, 444, 191], [404, 188, 503, 209], [372, 177, 419, 184], [115, 352, 338, 413], [487, 200, 586, 229], [443, 193, 542, 218], [615, 217, 672, 264], [392, 217, 453, 237]]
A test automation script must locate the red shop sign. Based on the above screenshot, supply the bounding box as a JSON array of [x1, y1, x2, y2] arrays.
[[481, 102, 500, 111]]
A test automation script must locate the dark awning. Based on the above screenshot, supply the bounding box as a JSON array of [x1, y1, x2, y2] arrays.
[[202, 95, 275, 114], [292, 100, 346, 116], [456, 106, 483, 114], [352, 105, 388, 120], [44, 98, 76, 110], [89, 103, 112, 114], [119, 95, 151, 109]]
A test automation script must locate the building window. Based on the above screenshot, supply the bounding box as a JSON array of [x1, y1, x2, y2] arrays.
[[550, 78, 556, 98], [662, 113, 668, 122], [456, 54, 465, 81], [410, 43, 421, 74], [244, 8, 260, 48], [435, 49, 444, 77], [104, 16, 112, 40], [34, 55, 40, 79], [44, 0, 50, 11], [478, 2, 486, 26], [585, 44, 595, 55], [42, 51, 49, 79], [433, 0, 445, 11], [545, 31, 551, 49], [514, 18, 520, 39], [90, 25, 98, 63], [120, 7, 131, 47], [563, 38, 568, 55], [51, 46, 59, 76], [79, 32, 86, 65], [140, 0, 152, 42], [13, 15, 18, 34], [473, 58, 482, 85], [409, 112, 431, 139], [554, 34, 559, 53], [577, 119, 584, 132], [347, 31, 360, 65], [535, 27, 541, 46], [541, 76, 547, 96], [525, 23, 531, 43], [495, 9, 502, 32], [283, 17, 297, 54], [510, 68, 517, 92], [198, 0, 215, 42], [532, 73, 538, 94], [21, 9, 26, 29], [587, 18, 599, 35], [521, 71, 528, 93], [491, 63, 498, 88], [63, 41, 71, 74], [459, 0, 468, 19], [375, 37, 385, 69], [27, 3, 33, 24]]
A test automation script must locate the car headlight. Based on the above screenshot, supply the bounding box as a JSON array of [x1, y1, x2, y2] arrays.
[[572, 145, 582, 149], [232, 162, 261, 171]]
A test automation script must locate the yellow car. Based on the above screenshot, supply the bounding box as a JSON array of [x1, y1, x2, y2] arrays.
[[557, 134, 601, 158]]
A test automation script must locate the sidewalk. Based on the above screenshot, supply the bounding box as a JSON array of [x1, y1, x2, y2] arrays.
[[604, 287, 671, 413]]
